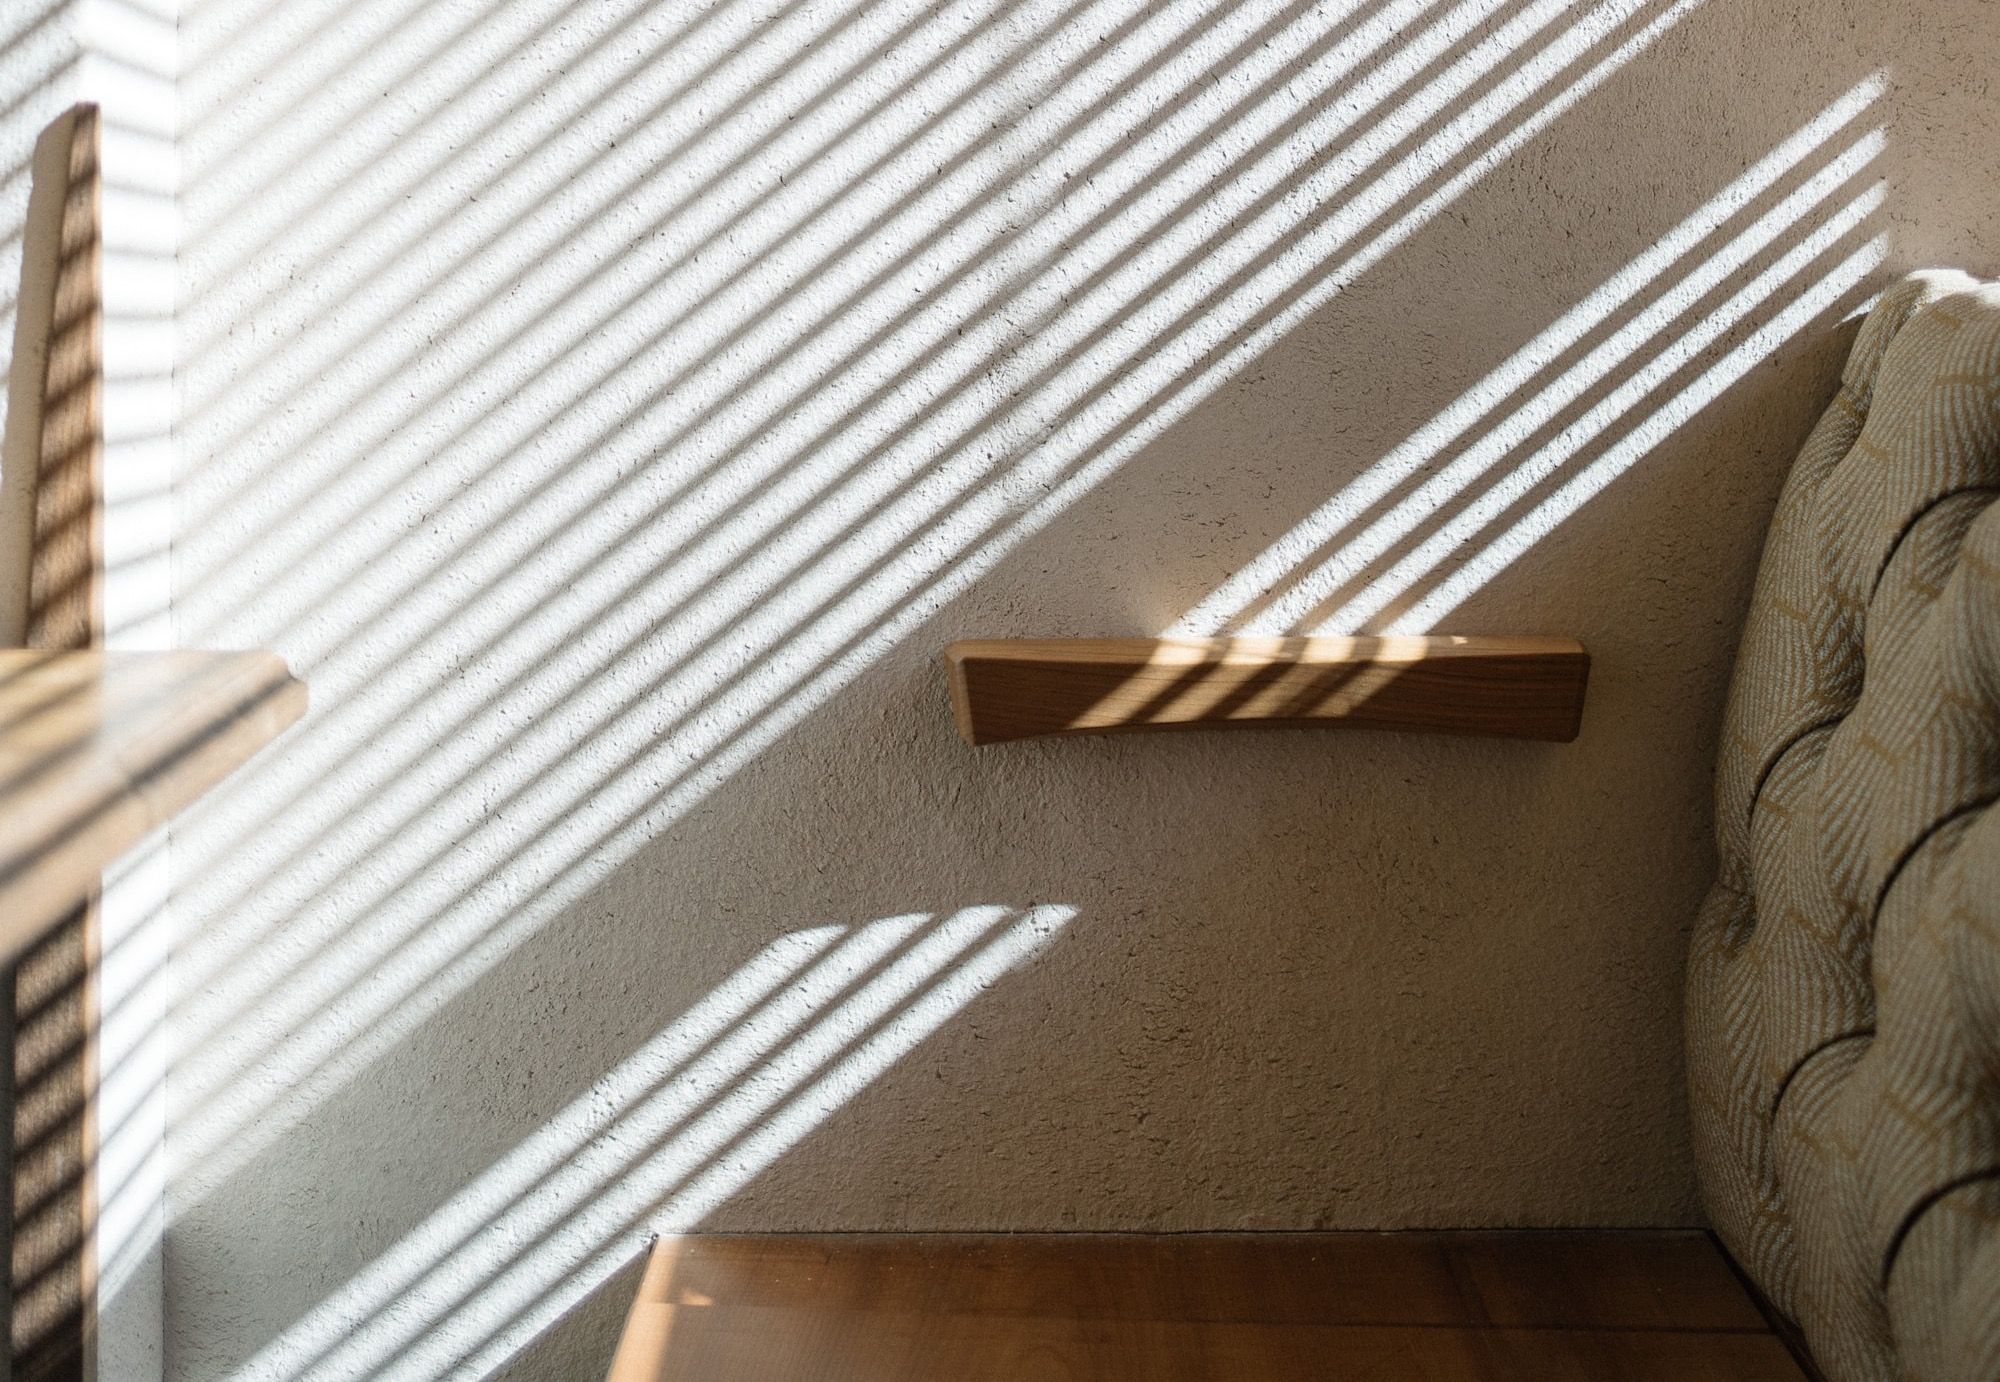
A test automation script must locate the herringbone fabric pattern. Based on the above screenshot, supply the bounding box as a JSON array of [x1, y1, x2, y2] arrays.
[[1689, 270, 2000, 1381]]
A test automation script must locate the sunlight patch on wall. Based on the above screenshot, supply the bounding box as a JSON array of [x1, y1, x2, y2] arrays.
[[1303, 170, 1882, 632], [1388, 237, 1882, 630], [164, 0, 1709, 1198], [1173, 76, 1885, 635], [230, 905, 1073, 1382]]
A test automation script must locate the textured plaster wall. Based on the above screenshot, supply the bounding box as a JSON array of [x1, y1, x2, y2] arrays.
[[167, 0, 1999, 1377]]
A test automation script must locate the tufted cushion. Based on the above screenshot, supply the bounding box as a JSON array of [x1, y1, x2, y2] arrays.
[[1688, 270, 2000, 1382]]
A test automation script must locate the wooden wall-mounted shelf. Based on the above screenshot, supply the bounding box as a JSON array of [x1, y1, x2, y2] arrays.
[[943, 635, 1588, 746], [0, 649, 306, 965]]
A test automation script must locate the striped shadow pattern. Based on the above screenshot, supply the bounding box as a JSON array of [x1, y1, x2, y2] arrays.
[[1688, 269, 2000, 1381]]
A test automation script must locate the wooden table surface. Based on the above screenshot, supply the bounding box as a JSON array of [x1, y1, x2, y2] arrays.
[[607, 1231, 1807, 1381], [0, 649, 305, 965]]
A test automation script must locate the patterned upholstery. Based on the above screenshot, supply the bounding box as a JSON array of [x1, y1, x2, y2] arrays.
[[1688, 270, 2000, 1381]]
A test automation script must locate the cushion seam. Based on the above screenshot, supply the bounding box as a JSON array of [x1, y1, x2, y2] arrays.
[[1867, 483, 2000, 604], [1870, 790, 2000, 922], [1882, 1165, 2000, 1289], [1770, 1027, 1875, 1120], [1744, 715, 1846, 838]]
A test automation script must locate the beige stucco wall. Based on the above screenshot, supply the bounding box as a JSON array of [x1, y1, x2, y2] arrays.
[[164, 0, 2000, 1376]]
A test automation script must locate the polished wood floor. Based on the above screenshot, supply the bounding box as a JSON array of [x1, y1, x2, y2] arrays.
[[606, 1232, 1807, 1380]]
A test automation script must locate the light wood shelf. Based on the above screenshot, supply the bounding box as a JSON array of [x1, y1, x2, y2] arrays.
[[0, 649, 305, 964], [943, 635, 1589, 746]]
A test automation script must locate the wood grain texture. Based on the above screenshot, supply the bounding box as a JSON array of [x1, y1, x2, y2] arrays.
[[0, 651, 306, 965], [10, 921, 93, 1382], [943, 636, 1590, 746], [26, 103, 101, 655], [607, 1233, 1806, 1382], [13, 103, 103, 1382]]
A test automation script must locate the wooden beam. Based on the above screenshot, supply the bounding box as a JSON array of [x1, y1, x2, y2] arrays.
[[27, 103, 102, 656], [943, 635, 1589, 746], [13, 102, 101, 1382]]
